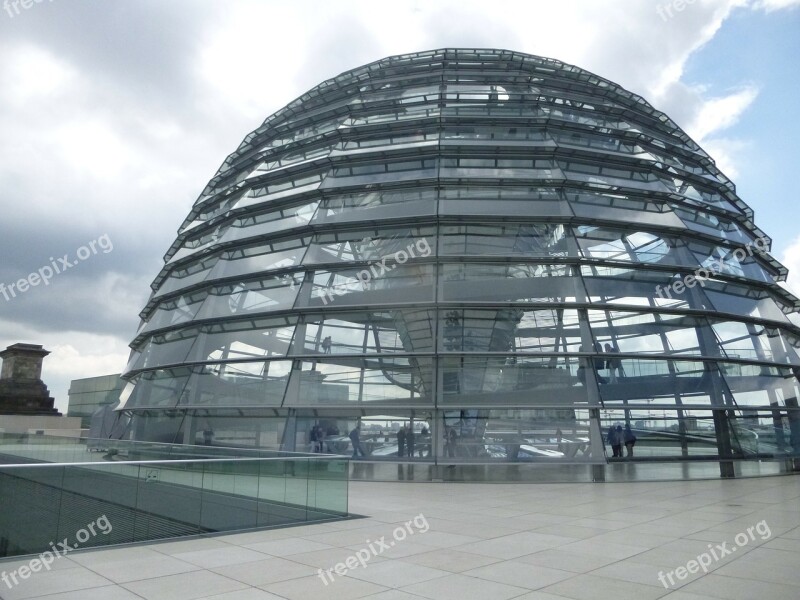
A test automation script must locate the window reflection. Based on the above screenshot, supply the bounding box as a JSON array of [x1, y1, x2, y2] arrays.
[[441, 409, 595, 462], [439, 308, 581, 353], [441, 263, 579, 303], [440, 355, 587, 405], [441, 223, 568, 257], [296, 310, 434, 355], [286, 358, 433, 405]]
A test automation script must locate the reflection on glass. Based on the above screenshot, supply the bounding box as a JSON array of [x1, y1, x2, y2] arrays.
[[285, 358, 433, 405], [297, 310, 434, 355], [441, 409, 596, 462], [441, 355, 587, 405], [178, 361, 292, 407], [439, 308, 581, 353]]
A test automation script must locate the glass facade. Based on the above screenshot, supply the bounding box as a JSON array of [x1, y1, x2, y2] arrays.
[[67, 374, 126, 427], [122, 49, 800, 479]]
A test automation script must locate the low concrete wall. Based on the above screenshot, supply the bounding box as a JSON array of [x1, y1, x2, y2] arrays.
[[0, 415, 83, 435]]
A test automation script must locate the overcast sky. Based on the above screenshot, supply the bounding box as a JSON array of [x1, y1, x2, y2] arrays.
[[1, 0, 798, 412]]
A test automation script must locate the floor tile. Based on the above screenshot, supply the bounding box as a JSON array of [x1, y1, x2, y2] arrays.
[[260, 574, 386, 599], [121, 570, 248, 600], [399, 548, 500, 573], [210, 556, 317, 586], [540, 573, 670, 599], [242, 538, 333, 556], [401, 573, 529, 600], [679, 573, 800, 599], [170, 546, 269, 569], [196, 590, 288, 600], [469, 561, 573, 590], [0, 568, 112, 600]]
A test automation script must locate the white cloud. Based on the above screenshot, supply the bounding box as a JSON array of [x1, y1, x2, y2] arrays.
[[0, 44, 75, 106], [697, 137, 750, 179], [751, 0, 800, 11], [687, 85, 760, 141], [780, 236, 800, 298], [197, 2, 307, 121], [52, 119, 140, 180]]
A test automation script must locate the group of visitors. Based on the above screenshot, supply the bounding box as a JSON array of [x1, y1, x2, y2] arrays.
[[602, 343, 624, 383], [607, 423, 636, 458], [309, 423, 340, 453], [347, 422, 434, 458], [345, 421, 636, 461], [577, 343, 625, 385], [397, 424, 432, 457], [309, 424, 325, 453]]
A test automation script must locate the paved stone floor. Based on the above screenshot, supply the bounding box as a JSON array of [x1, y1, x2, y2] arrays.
[[2, 476, 800, 599]]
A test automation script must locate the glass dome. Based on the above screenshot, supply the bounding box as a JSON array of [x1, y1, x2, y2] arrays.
[[119, 48, 800, 481]]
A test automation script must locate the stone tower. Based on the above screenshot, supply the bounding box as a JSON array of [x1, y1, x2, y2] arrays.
[[0, 343, 60, 415]]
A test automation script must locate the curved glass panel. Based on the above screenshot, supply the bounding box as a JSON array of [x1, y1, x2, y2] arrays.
[[294, 310, 435, 355], [440, 263, 581, 303], [284, 357, 434, 406], [311, 189, 436, 226], [588, 310, 709, 357], [569, 191, 685, 228], [177, 361, 292, 408], [719, 363, 800, 409], [194, 275, 302, 320], [299, 264, 435, 308], [440, 355, 588, 406], [303, 226, 435, 266], [596, 359, 718, 407], [208, 238, 308, 280], [124, 367, 192, 409], [220, 201, 319, 244], [438, 308, 582, 353], [130, 328, 200, 372], [188, 317, 297, 363], [441, 224, 569, 258]]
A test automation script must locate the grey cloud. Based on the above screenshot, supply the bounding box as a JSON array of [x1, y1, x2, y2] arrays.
[[293, 16, 386, 95], [420, 5, 523, 51], [0, 0, 221, 112]]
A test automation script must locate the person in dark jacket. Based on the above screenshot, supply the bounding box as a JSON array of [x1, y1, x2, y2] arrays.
[[445, 427, 458, 458], [607, 424, 623, 457], [594, 342, 608, 384], [604, 343, 623, 383], [349, 424, 366, 458], [397, 425, 406, 457], [419, 426, 431, 457], [202, 426, 214, 446], [623, 424, 637, 458]]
